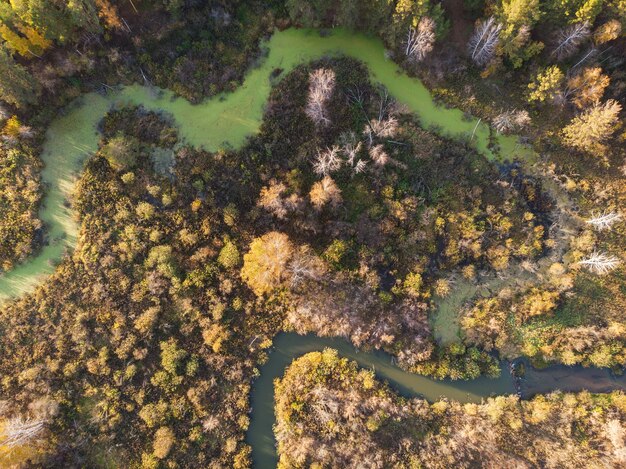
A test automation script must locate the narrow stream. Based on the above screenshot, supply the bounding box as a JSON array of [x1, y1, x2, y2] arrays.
[[247, 333, 626, 468]]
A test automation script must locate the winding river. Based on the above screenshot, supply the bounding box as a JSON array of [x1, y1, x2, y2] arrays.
[[0, 28, 622, 468], [248, 334, 626, 468]]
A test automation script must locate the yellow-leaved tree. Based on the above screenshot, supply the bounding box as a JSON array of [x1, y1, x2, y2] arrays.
[[241, 232, 294, 296], [562, 99, 622, 157]]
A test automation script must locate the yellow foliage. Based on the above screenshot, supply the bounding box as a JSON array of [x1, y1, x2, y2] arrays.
[[594, 19, 622, 44], [1, 115, 21, 138], [520, 288, 559, 320], [96, 0, 123, 30], [0, 23, 51, 58], [0, 24, 31, 56], [18, 24, 51, 53], [152, 426, 174, 459], [567, 67, 610, 109], [0, 420, 42, 466], [241, 232, 294, 296]]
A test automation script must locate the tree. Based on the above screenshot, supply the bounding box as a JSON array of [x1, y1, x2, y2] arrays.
[[1, 0, 102, 45], [527, 66, 564, 103], [566, 67, 609, 109], [468, 17, 502, 66], [309, 175, 342, 209], [369, 144, 389, 167], [306, 68, 335, 126], [153, 426, 174, 459], [519, 288, 559, 320], [312, 146, 342, 176], [218, 241, 241, 269], [405, 17, 436, 62], [258, 180, 300, 219], [593, 19, 622, 44], [286, 0, 392, 33], [101, 135, 139, 170], [546, 0, 604, 25], [159, 338, 187, 375], [95, 0, 122, 30], [561, 99, 622, 155], [492, 109, 531, 133], [552, 22, 590, 61], [0, 416, 44, 448], [288, 246, 326, 287], [0, 46, 39, 108], [500, 0, 542, 27], [241, 232, 294, 296], [363, 116, 399, 145], [496, 0, 544, 67], [585, 211, 622, 230], [578, 251, 621, 274]]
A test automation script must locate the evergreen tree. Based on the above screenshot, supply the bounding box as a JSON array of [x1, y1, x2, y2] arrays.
[[0, 46, 39, 107]]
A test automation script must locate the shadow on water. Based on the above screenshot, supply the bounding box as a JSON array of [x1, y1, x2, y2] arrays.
[[247, 333, 626, 469]]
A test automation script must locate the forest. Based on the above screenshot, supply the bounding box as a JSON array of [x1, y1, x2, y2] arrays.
[[0, 0, 624, 467]]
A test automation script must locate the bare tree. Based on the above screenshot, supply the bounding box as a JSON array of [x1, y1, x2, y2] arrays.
[[405, 17, 436, 62], [354, 159, 367, 174], [369, 144, 389, 167], [0, 103, 8, 122], [579, 251, 621, 274], [312, 146, 343, 176], [468, 17, 502, 66], [1, 416, 45, 448], [342, 139, 363, 166], [306, 68, 336, 126], [288, 246, 325, 287], [492, 109, 531, 134], [369, 116, 399, 139], [586, 211, 622, 231], [18, 124, 33, 139], [552, 22, 590, 61]]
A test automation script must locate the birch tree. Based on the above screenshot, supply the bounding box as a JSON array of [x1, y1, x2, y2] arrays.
[[306, 68, 336, 126], [566, 67, 609, 109], [241, 232, 294, 296], [468, 17, 502, 66], [585, 211, 622, 231], [594, 19, 621, 45], [552, 22, 590, 61], [309, 175, 342, 209], [405, 17, 436, 62], [492, 109, 531, 133], [578, 252, 621, 274]]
